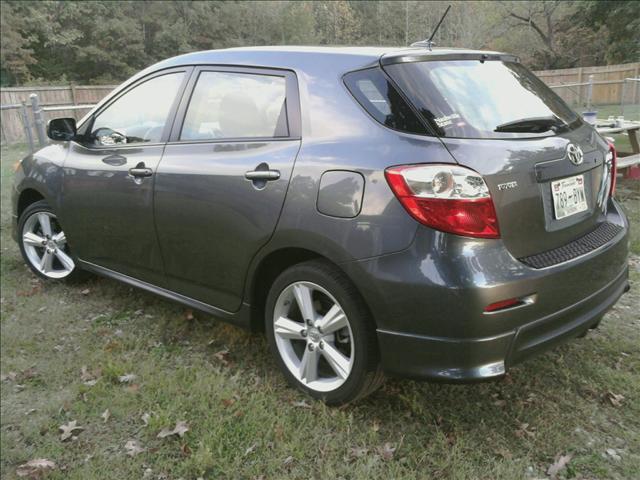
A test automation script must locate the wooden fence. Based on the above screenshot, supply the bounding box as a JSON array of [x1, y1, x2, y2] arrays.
[[1, 85, 116, 144], [534, 63, 639, 109], [1, 62, 639, 144]]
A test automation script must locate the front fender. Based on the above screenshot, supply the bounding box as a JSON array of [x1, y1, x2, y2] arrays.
[[12, 143, 69, 240]]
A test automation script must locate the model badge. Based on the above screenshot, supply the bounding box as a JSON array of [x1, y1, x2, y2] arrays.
[[567, 143, 584, 165], [497, 181, 518, 191]]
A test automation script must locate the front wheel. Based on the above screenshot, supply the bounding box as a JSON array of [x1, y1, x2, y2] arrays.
[[265, 260, 384, 405], [18, 200, 81, 281]]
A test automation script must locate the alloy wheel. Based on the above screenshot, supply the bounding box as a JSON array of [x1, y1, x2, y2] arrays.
[[273, 281, 354, 392], [21, 211, 75, 279]]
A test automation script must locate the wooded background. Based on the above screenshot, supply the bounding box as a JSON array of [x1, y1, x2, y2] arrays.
[[1, 1, 639, 86]]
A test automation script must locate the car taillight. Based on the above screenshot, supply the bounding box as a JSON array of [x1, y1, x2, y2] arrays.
[[385, 164, 500, 239], [607, 142, 617, 197]]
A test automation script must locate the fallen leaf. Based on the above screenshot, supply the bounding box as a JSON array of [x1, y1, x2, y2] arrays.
[[181, 443, 192, 457], [221, 398, 236, 407], [377, 442, 396, 461], [2, 371, 18, 382], [126, 383, 140, 393], [18, 367, 37, 381], [283, 455, 294, 466], [59, 420, 83, 441], [118, 373, 137, 383], [124, 440, 145, 457], [184, 309, 195, 321], [80, 288, 91, 295], [80, 366, 92, 382], [605, 448, 621, 461], [495, 447, 513, 460], [213, 349, 230, 366], [515, 422, 536, 439], [291, 400, 312, 409], [157, 420, 189, 439], [16, 458, 56, 478], [101, 409, 110, 423], [604, 391, 625, 407], [372, 420, 380, 433], [547, 453, 572, 478], [347, 446, 369, 461], [141, 412, 151, 426], [244, 443, 258, 456]]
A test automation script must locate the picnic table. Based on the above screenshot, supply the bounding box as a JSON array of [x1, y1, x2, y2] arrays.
[[596, 120, 640, 177]]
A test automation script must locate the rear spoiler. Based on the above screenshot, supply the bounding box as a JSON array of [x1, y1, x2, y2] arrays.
[[380, 51, 520, 66]]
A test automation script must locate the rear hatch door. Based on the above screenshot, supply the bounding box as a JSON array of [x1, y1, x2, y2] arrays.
[[382, 55, 610, 259]]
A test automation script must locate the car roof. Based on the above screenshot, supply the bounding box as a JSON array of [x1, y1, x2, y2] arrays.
[[151, 46, 512, 74]]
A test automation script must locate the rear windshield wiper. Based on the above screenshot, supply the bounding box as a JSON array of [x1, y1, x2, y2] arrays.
[[495, 116, 567, 133]]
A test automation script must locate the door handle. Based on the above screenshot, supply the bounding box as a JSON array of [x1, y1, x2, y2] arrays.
[[129, 162, 153, 178], [245, 169, 280, 180]]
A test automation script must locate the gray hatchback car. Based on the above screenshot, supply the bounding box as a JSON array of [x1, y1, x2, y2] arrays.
[[12, 47, 630, 404]]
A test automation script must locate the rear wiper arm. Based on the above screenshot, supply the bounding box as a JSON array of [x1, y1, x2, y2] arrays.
[[495, 116, 567, 133]]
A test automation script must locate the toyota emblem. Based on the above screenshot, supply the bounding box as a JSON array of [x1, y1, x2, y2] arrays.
[[567, 143, 584, 165]]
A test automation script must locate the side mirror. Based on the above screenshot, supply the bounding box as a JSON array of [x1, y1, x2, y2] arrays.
[[47, 117, 77, 141]]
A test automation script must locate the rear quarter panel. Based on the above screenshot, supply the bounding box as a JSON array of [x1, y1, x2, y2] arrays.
[[264, 61, 457, 264]]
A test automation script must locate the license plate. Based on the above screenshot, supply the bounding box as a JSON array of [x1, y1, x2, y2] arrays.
[[552, 174, 588, 220]]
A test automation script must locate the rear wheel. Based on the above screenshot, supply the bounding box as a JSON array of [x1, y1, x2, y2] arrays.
[[265, 260, 384, 405], [18, 200, 82, 281]]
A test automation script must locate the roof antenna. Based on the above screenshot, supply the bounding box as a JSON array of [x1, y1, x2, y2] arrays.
[[411, 5, 451, 51]]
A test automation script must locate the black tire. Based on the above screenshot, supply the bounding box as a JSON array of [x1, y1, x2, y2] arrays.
[[18, 200, 86, 282], [265, 260, 384, 405]]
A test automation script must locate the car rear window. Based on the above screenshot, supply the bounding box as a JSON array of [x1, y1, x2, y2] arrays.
[[344, 68, 427, 135], [384, 60, 580, 139]]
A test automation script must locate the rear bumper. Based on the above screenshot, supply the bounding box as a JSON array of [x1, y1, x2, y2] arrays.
[[376, 265, 628, 381], [342, 198, 630, 381]]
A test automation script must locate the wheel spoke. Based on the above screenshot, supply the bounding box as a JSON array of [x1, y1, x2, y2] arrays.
[[321, 342, 351, 379], [317, 304, 348, 334], [55, 249, 75, 271], [299, 347, 319, 383], [23, 231, 45, 247], [52, 231, 67, 246], [39, 251, 54, 273], [38, 213, 52, 237], [274, 316, 305, 340], [293, 283, 315, 322]]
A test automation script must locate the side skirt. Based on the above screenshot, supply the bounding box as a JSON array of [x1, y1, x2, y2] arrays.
[[77, 260, 252, 329]]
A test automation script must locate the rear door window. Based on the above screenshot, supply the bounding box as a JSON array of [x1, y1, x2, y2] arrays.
[[384, 60, 580, 139], [344, 68, 427, 135], [180, 71, 289, 140]]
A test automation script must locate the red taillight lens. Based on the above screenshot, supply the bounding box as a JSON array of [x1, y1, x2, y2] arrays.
[[385, 164, 500, 239], [607, 142, 617, 197]]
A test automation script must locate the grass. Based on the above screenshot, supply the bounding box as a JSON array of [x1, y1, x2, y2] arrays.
[[1, 143, 639, 480]]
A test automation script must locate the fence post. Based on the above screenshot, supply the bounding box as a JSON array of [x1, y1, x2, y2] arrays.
[[20, 100, 35, 153], [621, 79, 626, 119], [70, 84, 78, 106], [30, 93, 47, 147], [587, 75, 594, 111]]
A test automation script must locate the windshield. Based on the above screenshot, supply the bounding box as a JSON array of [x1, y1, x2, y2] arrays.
[[384, 60, 581, 139]]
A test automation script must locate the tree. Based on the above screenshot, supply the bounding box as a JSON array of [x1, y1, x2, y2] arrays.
[[0, 2, 36, 85]]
